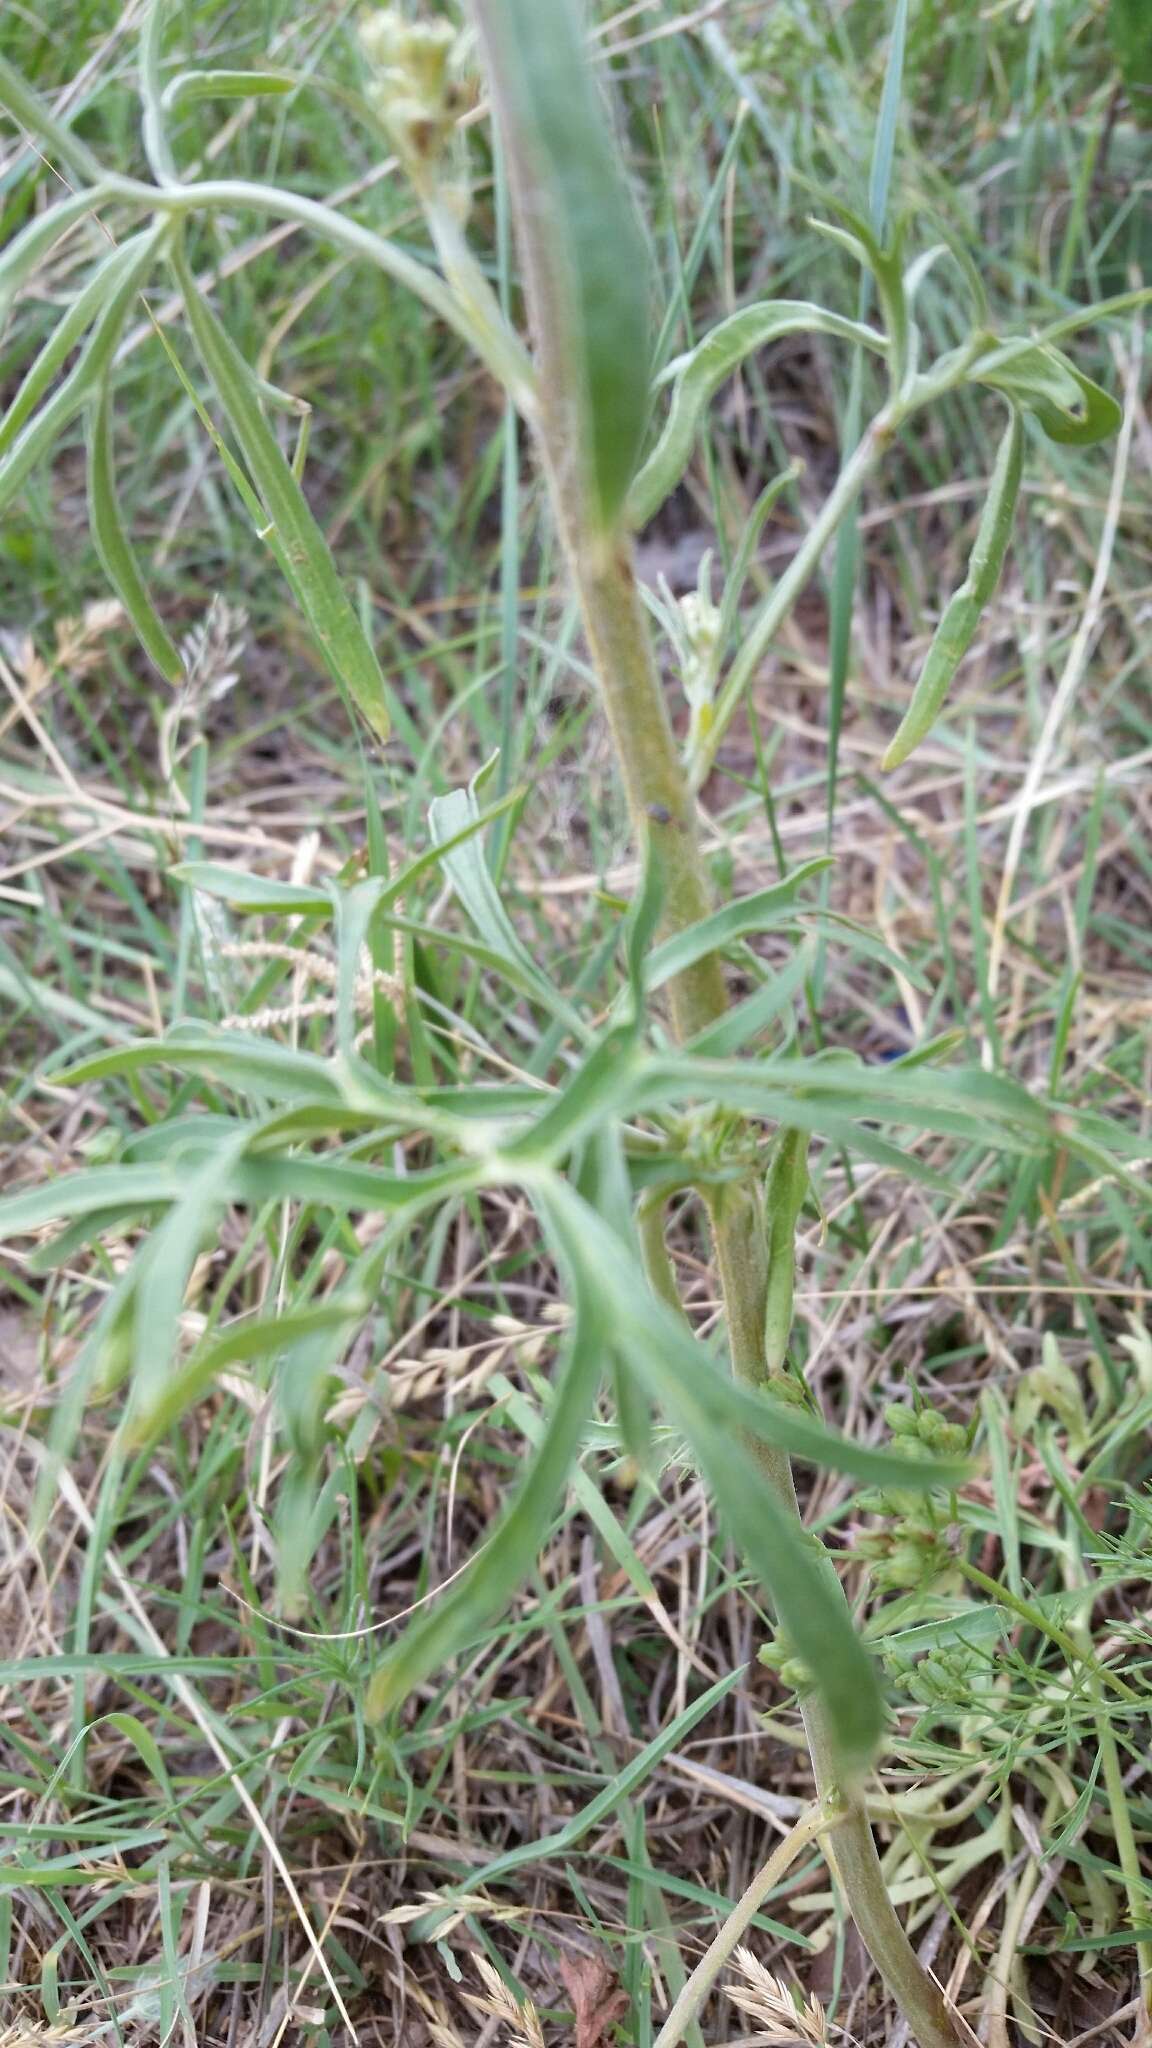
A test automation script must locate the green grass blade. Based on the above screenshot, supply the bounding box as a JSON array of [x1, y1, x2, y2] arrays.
[[0, 54, 108, 182], [167, 865, 332, 914], [1112, 0, 1152, 122], [127, 1302, 357, 1445], [428, 770, 585, 1034], [819, 0, 909, 981], [437, 1664, 746, 1904], [171, 239, 392, 742], [128, 1129, 254, 1417], [867, 0, 910, 247], [171, 783, 522, 918]]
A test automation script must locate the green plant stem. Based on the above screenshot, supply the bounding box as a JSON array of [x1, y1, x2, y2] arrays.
[[687, 332, 997, 792], [637, 1189, 691, 1321], [573, 542, 729, 1041], [689, 419, 886, 788], [477, 20, 965, 2045], [469, 18, 722, 1041], [738, 1401, 967, 2048], [81, 170, 538, 411]]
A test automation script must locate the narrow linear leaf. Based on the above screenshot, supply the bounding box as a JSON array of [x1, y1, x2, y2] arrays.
[[88, 374, 183, 682], [654, 1107, 953, 1191], [0, 1166, 192, 1239], [869, 1585, 1095, 1654], [972, 338, 1121, 445], [428, 768, 542, 989], [123, 1103, 382, 1158], [884, 408, 1023, 770], [26, 1206, 171, 1275], [428, 769, 586, 1035], [503, 1029, 640, 1165], [686, 939, 815, 1059], [0, 233, 153, 457], [0, 55, 108, 182], [642, 858, 832, 993], [0, 187, 113, 318], [631, 1053, 1053, 1153], [171, 240, 392, 741], [474, 0, 651, 532], [795, 909, 930, 991], [538, 1185, 968, 1482], [364, 1281, 603, 1720], [1112, 0, 1152, 123], [630, 302, 888, 527], [714, 463, 804, 675], [168, 864, 332, 914], [762, 1127, 809, 1376], [536, 1184, 895, 1769], [128, 1302, 358, 1446], [53, 1029, 475, 1143], [161, 68, 297, 110], [0, 963, 134, 1043], [138, 1220, 393, 1482], [811, 216, 910, 383], [0, 228, 161, 518], [236, 1149, 481, 1219], [128, 1130, 254, 1415], [332, 878, 386, 1062], [622, 834, 667, 1012], [425, 1664, 745, 1909], [143, 177, 533, 406], [104, 1713, 176, 1807], [673, 1384, 884, 1770], [169, 782, 523, 918], [0, 1149, 477, 1241], [365, 907, 589, 1031], [52, 1033, 348, 1104]]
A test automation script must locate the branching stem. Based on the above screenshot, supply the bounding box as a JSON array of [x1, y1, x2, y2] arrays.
[[474, 12, 967, 2043]]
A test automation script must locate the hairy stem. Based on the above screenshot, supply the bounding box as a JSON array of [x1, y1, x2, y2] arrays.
[[566, 534, 728, 1041], [474, 14, 964, 2044]]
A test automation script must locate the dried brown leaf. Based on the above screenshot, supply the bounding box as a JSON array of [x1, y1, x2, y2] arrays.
[[557, 1951, 630, 2048]]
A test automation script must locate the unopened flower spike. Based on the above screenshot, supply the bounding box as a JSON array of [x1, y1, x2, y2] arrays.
[[663, 550, 722, 753], [359, 8, 471, 194]]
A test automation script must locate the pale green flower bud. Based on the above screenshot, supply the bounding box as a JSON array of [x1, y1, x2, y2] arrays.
[[359, 9, 467, 174]]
